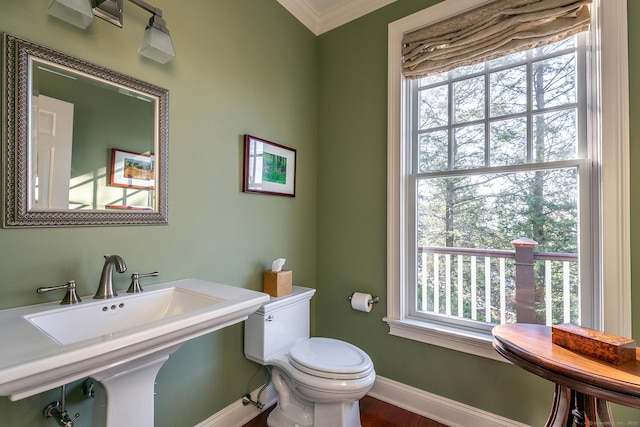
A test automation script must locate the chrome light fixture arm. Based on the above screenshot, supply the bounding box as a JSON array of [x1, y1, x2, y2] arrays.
[[128, 0, 161, 17]]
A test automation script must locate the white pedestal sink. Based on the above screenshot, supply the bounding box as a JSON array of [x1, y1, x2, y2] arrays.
[[89, 347, 178, 427], [0, 279, 269, 427]]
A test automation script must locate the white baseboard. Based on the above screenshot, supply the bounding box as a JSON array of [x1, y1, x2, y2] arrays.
[[369, 376, 531, 427], [196, 375, 530, 427], [195, 385, 277, 427]]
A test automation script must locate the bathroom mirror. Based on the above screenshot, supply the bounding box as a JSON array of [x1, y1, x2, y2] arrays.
[[2, 33, 168, 227]]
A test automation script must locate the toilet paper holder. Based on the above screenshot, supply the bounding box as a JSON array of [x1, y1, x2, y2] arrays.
[[348, 293, 380, 306]]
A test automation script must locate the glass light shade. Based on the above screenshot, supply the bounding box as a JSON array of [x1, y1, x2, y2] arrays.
[[138, 26, 176, 64], [47, 0, 94, 29]]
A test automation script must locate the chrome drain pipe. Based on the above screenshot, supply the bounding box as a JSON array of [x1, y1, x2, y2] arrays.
[[242, 366, 272, 410], [81, 378, 95, 398], [242, 393, 265, 410], [42, 384, 80, 427]]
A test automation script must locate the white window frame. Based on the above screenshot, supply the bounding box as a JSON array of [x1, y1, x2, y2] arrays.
[[385, 0, 630, 361]]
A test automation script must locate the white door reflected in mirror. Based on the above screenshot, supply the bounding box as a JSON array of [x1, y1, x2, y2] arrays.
[[31, 95, 74, 210]]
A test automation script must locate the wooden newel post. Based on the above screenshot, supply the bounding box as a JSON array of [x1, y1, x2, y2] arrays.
[[512, 237, 538, 324]]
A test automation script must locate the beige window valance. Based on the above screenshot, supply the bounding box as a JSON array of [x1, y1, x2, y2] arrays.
[[402, 0, 591, 79]]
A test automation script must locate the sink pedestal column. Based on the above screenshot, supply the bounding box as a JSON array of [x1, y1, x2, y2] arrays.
[[90, 345, 182, 427]]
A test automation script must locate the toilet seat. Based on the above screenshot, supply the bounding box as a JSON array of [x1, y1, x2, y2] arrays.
[[288, 337, 373, 380]]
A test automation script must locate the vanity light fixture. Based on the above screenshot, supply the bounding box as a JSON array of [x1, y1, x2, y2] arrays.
[[46, 0, 175, 64], [46, 0, 94, 29], [136, 7, 175, 64]]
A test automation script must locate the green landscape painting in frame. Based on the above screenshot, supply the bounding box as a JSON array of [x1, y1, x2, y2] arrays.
[[243, 134, 296, 197]]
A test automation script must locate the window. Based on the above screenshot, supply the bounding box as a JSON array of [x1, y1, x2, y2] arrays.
[[412, 36, 587, 331], [385, 0, 630, 360]]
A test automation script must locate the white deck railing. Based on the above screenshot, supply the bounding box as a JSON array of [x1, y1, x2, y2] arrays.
[[418, 240, 578, 325]]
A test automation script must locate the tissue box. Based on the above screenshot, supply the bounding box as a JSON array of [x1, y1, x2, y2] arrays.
[[263, 270, 292, 297]]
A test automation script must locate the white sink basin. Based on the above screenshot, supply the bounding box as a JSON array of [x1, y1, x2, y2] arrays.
[[26, 287, 224, 345], [0, 279, 269, 401]]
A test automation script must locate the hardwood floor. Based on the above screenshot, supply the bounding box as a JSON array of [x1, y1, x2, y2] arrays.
[[242, 395, 448, 427]]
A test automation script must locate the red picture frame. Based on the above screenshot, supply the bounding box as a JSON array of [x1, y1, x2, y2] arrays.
[[110, 148, 155, 189]]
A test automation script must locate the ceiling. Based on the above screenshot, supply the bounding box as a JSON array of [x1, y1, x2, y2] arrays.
[[276, 0, 397, 35]]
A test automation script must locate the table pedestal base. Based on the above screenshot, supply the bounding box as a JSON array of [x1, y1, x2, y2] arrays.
[[546, 385, 614, 427]]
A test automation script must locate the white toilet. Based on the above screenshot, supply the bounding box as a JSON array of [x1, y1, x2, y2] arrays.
[[244, 286, 376, 427]]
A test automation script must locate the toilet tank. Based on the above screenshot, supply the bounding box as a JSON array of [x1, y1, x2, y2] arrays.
[[244, 286, 316, 364]]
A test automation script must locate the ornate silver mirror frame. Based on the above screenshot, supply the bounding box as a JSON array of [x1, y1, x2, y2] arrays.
[[2, 33, 169, 227]]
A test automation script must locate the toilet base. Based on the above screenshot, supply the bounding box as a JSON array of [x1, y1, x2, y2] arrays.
[[267, 403, 312, 427], [266, 367, 364, 427], [313, 401, 361, 427], [267, 368, 313, 426], [267, 400, 362, 427]]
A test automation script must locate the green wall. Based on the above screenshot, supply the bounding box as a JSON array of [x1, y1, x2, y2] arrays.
[[1, 0, 639, 426], [315, 0, 640, 425], [0, 1, 317, 426]]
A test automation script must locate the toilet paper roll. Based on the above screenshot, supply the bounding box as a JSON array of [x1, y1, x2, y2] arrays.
[[351, 292, 372, 313]]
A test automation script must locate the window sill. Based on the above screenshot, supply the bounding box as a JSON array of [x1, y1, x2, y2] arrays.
[[383, 317, 508, 362]]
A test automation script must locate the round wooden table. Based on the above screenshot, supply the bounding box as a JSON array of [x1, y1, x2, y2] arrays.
[[493, 323, 640, 426]]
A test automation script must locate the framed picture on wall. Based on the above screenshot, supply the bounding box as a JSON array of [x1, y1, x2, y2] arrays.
[[243, 135, 296, 197], [110, 148, 155, 189]]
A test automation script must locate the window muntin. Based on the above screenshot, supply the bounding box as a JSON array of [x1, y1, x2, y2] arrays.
[[409, 36, 587, 330]]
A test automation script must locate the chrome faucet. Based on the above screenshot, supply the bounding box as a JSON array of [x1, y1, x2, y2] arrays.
[[94, 254, 127, 299]]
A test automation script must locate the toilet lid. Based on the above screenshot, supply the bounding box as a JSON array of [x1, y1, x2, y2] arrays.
[[288, 337, 373, 378]]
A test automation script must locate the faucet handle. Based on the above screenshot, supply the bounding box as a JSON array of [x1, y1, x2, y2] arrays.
[[127, 272, 159, 293], [37, 280, 82, 305]]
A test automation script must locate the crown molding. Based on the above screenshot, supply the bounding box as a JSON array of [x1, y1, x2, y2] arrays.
[[276, 0, 397, 35]]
